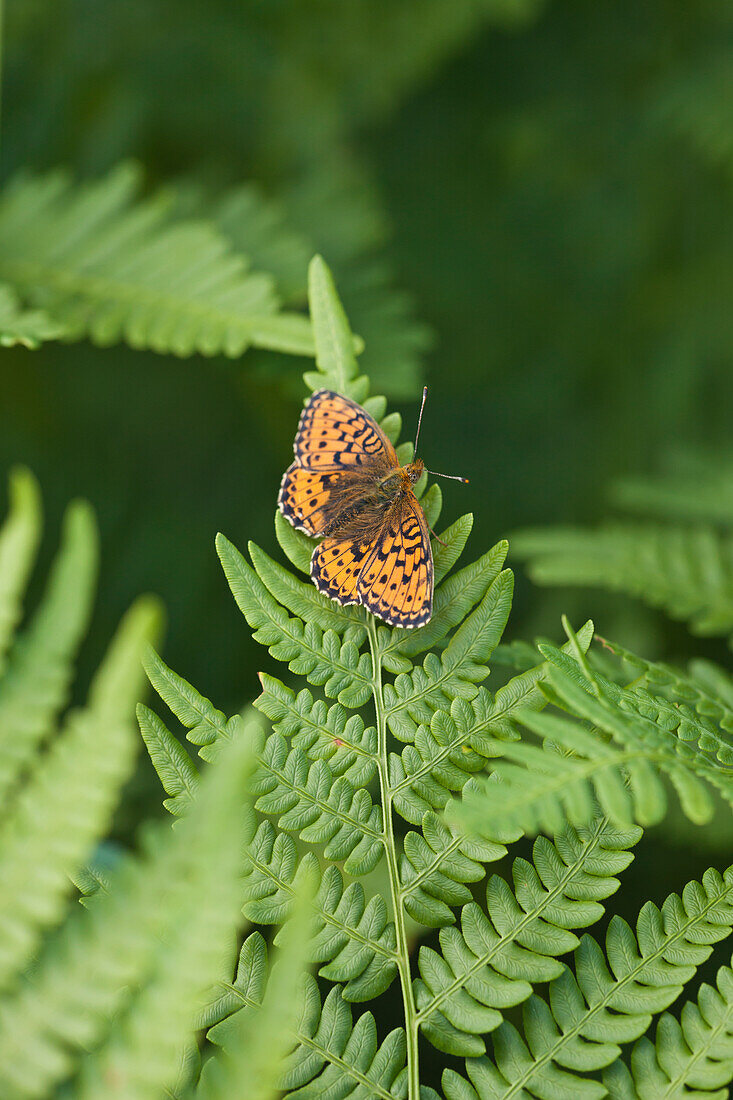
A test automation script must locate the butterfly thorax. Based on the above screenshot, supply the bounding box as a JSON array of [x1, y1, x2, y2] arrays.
[[318, 458, 424, 541]]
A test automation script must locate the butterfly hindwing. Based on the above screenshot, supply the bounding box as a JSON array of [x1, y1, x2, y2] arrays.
[[358, 493, 433, 628], [293, 389, 397, 471], [278, 466, 341, 536], [311, 536, 373, 607]]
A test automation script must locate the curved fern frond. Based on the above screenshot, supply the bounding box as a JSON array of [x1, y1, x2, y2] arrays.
[[0, 733, 254, 1100], [0, 467, 41, 674], [0, 598, 158, 997], [390, 620, 595, 826], [604, 953, 733, 1099], [0, 164, 316, 359], [443, 865, 733, 1100], [0, 284, 60, 347], [0, 493, 98, 804], [512, 522, 733, 638], [453, 639, 733, 839], [415, 815, 641, 1057]]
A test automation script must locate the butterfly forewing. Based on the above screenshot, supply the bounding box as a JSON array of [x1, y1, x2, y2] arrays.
[[293, 389, 398, 470]]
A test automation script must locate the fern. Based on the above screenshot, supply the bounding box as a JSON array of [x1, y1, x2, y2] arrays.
[[513, 458, 733, 641], [604, 953, 733, 1099], [133, 259, 733, 1098], [0, 284, 60, 347], [452, 624, 733, 841], [0, 164, 316, 359], [443, 866, 733, 1100]]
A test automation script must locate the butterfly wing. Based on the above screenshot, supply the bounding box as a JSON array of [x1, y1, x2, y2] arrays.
[[311, 535, 373, 607], [358, 492, 433, 628], [278, 467, 342, 537], [279, 389, 398, 537], [292, 389, 398, 470]]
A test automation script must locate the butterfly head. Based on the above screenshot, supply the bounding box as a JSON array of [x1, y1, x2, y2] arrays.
[[405, 458, 425, 485]]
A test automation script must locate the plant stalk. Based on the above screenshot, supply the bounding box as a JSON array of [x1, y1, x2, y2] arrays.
[[368, 618, 420, 1100]]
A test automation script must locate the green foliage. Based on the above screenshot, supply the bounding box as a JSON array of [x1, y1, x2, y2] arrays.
[[133, 260, 733, 1098], [0, 284, 60, 348], [513, 456, 733, 644], [7, 264, 733, 1099], [0, 164, 316, 359], [604, 954, 733, 1099]]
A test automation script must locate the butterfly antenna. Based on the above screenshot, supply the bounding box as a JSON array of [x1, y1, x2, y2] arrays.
[[413, 385, 428, 457], [426, 470, 470, 484]]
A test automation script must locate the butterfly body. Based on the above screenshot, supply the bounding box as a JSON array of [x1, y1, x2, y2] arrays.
[[279, 390, 433, 628]]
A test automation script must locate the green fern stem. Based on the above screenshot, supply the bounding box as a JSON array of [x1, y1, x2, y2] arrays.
[[368, 618, 421, 1100]]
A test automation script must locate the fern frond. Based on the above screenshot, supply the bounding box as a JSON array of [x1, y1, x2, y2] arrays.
[[512, 522, 733, 638], [73, 748, 251, 1100], [0, 284, 60, 347], [415, 815, 641, 1056], [0, 598, 159, 997], [0, 494, 98, 806], [203, 930, 405, 1098], [400, 810, 509, 928], [237, 817, 399, 1003], [598, 636, 733, 766], [0, 732, 255, 1100], [610, 452, 733, 527], [217, 533, 373, 707], [390, 620, 595, 826], [0, 467, 41, 675], [0, 165, 316, 359], [443, 865, 733, 1100], [142, 652, 384, 875], [383, 565, 514, 742], [137, 704, 200, 815], [453, 640, 733, 839], [255, 674, 377, 787], [198, 896, 313, 1100], [604, 953, 733, 1099]]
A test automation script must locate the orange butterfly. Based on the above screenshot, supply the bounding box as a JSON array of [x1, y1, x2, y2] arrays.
[[279, 388, 466, 629]]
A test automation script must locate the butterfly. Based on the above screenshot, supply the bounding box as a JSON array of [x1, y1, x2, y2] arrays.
[[278, 388, 466, 629]]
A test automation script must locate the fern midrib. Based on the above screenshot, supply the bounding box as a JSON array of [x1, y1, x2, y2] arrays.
[[415, 814, 611, 1024], [499, 879, 733, 1100], [0, 257, 282, 335], [269, 694, 375, 770], [401, 831, 470, 900], [389, 689, 524, 800], [244, 848, 398, 963], [369, 618, 421, 1100], [253, 585, 373, 694], [218, 981, 398, 1100]]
